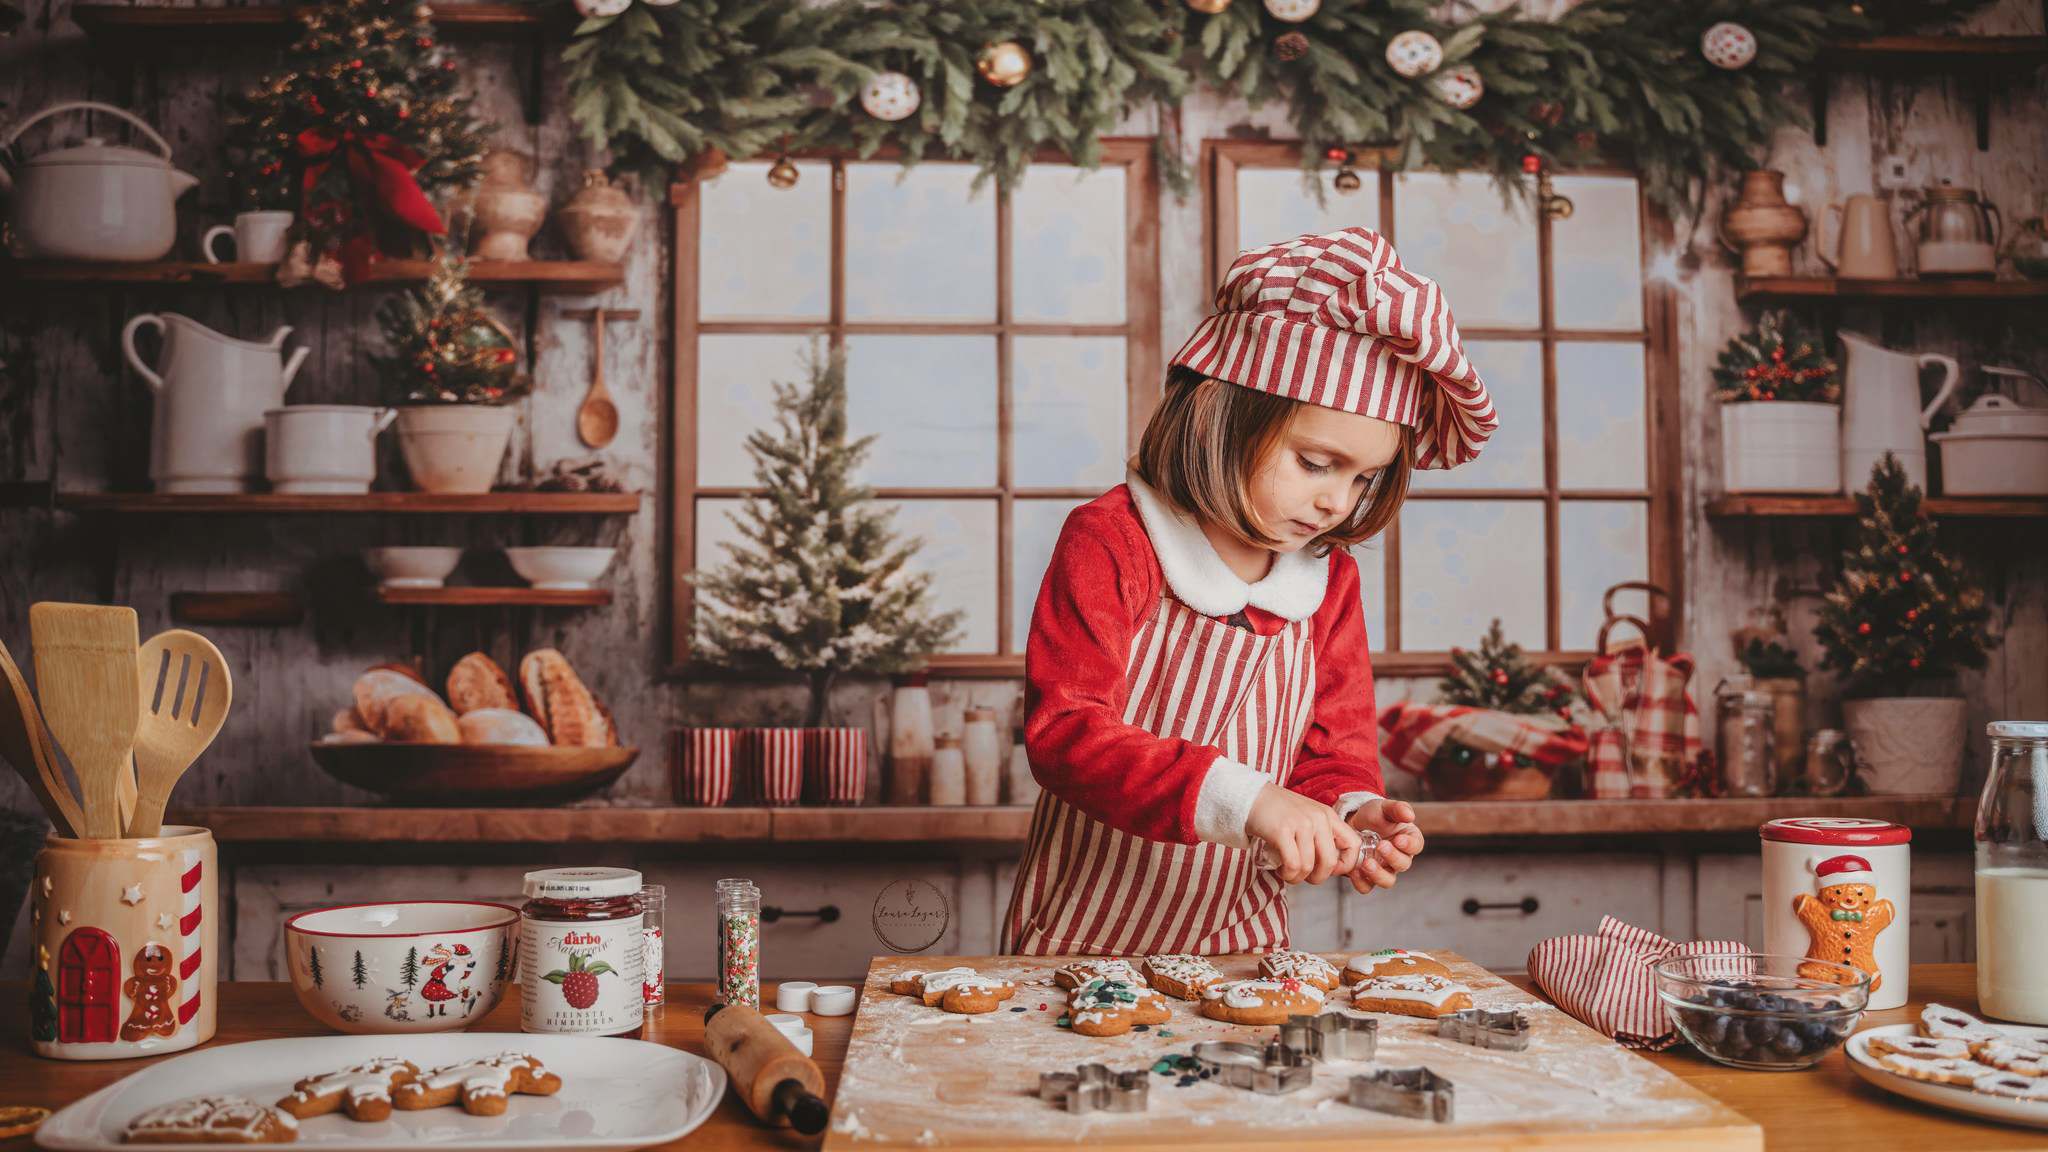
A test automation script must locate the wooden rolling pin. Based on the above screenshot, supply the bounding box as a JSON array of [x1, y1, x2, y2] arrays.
[[703, 1003, 830, 1134]]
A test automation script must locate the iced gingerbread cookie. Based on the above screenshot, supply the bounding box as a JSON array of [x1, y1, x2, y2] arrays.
[[1977, 1042, 2048, 1078], [1350, 973, 1473, 1019], [1144, 954, 1225, 1000], [392, 1053, 562, 1117], [126, 1097, 299, 1144], [1053, 958, 1147, 991], [1867, 1034, 1975, 1062], [917, 969, 1017, 1014], [275, 1059, 420, 1123], [1341, 948, 1451, 985], [1257, 950, 1340, 992], [889, 966, 976, 998], [1919, 1003, 2006, 1044], [1199, 978, 1325, 1026], [1067, 977, 1172, 1037], [1873, 1052, 1992, 1087]]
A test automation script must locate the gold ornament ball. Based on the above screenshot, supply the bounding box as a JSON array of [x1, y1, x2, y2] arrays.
[[978, 41, 1032, 88], [1333, 167, 1363, 194], [1185, 0, 1233, 13], [766, 157, 800, 190]]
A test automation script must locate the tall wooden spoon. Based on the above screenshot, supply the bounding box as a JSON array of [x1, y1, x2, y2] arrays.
[[129, 629, 232, 839], [566, 307, 638, 449]]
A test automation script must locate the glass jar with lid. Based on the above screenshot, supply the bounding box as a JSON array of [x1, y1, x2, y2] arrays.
[[1976, 721, 2048, 1023], [519, 866, 645, 1037]]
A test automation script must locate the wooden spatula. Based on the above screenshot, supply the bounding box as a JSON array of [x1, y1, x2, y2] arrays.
[[0, 637, 84, 837], [29, 603, 141, 839], [129, 629, 232, 838]]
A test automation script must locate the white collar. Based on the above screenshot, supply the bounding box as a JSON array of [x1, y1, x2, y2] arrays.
[[1126, 470, 1329, 622]]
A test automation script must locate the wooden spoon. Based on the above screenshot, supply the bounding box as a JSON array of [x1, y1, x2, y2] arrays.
[[129, 629, 232, 839], [0, 637, 84, 837], [29, 602, 140, 839], [566, 307, 639, 449]]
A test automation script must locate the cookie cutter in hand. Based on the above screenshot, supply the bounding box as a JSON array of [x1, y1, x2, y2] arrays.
[[1189, 1038, 1314, 1094], [1276, 1011, 1379, 1061], [1436, 1007, 1531, 1051], [1038, 1063, 1150, 1114], [1346, 1066, 1455, 1123], [1257, 829, 1381, 872]]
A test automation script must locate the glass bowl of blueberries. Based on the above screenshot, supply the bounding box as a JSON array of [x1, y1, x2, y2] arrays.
[[1653, 953, 1871, 1071]]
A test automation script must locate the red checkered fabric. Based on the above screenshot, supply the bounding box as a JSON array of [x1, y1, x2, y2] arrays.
[[805, 727, 868, 806], [1580, 648, 1708, 799], [750, 728, 805, 807], [1376, 701, 1588, 776], [1170, 226, 1497, 469], [1527, 917, 1753, 1049], [674, 728, 735, 807]]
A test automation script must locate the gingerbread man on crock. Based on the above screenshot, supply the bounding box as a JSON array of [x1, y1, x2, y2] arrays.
[[1793, 854, 1895, 993], [121, 943, 181, 1041]]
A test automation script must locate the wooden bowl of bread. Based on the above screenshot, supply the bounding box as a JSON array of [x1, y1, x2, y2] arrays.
[[312, 649, 637, 804]]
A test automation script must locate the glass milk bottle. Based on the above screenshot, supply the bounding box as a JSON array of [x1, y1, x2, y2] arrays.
[[1976, 721, 2048, 1023]]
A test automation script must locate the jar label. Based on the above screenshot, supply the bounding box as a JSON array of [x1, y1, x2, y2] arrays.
[[520, 914, 644, 1034]]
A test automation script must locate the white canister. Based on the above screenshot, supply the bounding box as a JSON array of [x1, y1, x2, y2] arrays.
[[264, 405, 395, 494], [961, 707, 1002, 806], [1760, 817, 1912, 1011], [928, 733, 966, 806]]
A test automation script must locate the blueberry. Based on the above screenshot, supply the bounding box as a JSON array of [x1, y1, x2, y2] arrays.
[[1771, 1028, 1806, 1057], [1720, 1031, 1751, 1055], [1745, 1017, 1779, 1044], [1798, 1022, 1830, 1047], [1823, 999, 1843, 1012], [1703, 1014, 1733, 1044]]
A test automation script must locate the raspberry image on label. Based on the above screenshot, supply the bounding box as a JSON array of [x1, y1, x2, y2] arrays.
[[542, 951, 615, 1009]]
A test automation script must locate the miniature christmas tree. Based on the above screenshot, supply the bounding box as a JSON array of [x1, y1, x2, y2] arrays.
[[1815, 454, 1990, 696], [372, 257, 529, 405], [402, 946, 420, 988], [1435, 619, 1576, 773], [353, 950, 369, 988], [691, 342, 963, 726], [1712, 311, 1840, 404], [308, 946, 325, 989], [31, 964, 57, 1042]]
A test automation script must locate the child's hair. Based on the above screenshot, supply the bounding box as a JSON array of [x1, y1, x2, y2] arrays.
[[1134, 365, 1412, 555]]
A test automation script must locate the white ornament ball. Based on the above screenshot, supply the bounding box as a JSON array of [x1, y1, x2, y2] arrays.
[[1385, 30, 1444, 78], [860, 71, 922, 122], [1431, 63, 1484, 110], [573, 0, 631, 18], [1262, 0, 1320, 23], [1700, 21, 1757, 70]]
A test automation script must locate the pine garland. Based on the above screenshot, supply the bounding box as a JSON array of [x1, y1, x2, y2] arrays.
[[1712, 310, 1840, 403], [1814, 454, 1991, 697], [1439, 618, 1576, 714], [690, 343, 963, 726]]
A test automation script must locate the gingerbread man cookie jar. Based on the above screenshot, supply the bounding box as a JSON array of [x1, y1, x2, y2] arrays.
[[1761, 819, 1911, 1010]]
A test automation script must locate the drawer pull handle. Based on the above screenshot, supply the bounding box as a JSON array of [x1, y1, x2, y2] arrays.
[[761, 904, 841, 924], [1461, 897, 1539, 916]]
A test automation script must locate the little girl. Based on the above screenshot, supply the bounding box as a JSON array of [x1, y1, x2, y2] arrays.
[[1002, 226, 1496, 957]]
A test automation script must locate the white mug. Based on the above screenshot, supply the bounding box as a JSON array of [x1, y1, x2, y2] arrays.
[[203, 210, 294, 265]]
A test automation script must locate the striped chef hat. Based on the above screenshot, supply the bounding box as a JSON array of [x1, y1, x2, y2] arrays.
[[1170, 226, 1497, 469]]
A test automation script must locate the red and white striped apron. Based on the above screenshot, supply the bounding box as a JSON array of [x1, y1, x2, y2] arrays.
[[1002, 596, 1317, 956]]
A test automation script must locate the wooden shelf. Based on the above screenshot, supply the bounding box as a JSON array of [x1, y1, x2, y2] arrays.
[[1, 260, 624, 294], [1735, 277, 2048, 305], [56, 491, 643, 515], [1821, 35, 2048, 70], [0, 480, 53, 509], [172, 795, 1976, 847], [375, 586, 612, 608], [1708, 495, 2048, 519], [170, 591, 306, 626], [70, 2, 567, 47]]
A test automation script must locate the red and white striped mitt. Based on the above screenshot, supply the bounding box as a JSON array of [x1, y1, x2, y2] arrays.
[[1526, 917, 1751, 1049]]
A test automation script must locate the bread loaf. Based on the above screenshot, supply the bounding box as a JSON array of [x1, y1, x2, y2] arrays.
[[332, 707, 371, 736], [446, 652, 518, 715], [381, 693, 461, 744], [458, 707, 549, 746], [371, 660, 430, 687], [352, 669, 441, 737], [518, 648, 610, 748]]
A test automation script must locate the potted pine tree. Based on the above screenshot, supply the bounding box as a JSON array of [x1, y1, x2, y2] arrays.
[[1714, 311, 1842, 494], [1814, 455, 1992, 794], [373, 257, 529, 494]]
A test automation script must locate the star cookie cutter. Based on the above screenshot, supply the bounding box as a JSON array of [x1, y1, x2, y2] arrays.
[[1436, 1007, 1531, 1051], [1277, 1011, 1379, 1061], [1038, 1063, 1150, 1113], [1190, 1038, 1314, 1095], [1346, 1066, 1455, 1123]]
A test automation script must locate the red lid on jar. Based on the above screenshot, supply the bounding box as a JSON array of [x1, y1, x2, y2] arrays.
[[1760, 817, 1912, 846]]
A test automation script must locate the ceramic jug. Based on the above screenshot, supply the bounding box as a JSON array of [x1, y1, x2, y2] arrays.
[[122, 314, 311, 493], [1818, 195, 1899, 280], [1838, 330, 1959, 493]]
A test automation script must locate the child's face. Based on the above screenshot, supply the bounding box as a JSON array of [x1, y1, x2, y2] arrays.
[[1249, 406, 1403, 552]]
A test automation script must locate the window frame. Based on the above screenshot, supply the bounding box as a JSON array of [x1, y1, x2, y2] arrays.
[[1204, 139, 1684, 677], [666, 140, 1163, 677]]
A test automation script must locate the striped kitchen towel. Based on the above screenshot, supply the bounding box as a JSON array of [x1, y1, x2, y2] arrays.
[[1526, 916, 1751, 1049]]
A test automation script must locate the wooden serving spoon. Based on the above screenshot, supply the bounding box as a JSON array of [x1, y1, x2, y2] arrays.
[[564, 307, 638, 449], [129, 629, 232, 839]]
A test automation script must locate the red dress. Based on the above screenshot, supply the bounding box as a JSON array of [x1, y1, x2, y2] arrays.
[[1002, 478, 1383, 956], [420, 964, 455, 1003]]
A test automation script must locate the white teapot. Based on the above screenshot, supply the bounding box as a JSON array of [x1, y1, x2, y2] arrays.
[[123, 314, 311, 493], [1, 101, 198, 262]]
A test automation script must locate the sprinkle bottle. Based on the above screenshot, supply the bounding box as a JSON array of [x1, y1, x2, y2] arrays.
[[715, 878, 761, 1008]]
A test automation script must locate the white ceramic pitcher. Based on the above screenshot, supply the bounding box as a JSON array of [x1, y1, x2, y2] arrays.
[[122, 313, 311, 493], [1838, 330, 1959, 493]]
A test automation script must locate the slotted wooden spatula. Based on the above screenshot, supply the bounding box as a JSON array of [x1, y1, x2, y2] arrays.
[[129, 629, 232, 838], [29, 603, 140, 839]]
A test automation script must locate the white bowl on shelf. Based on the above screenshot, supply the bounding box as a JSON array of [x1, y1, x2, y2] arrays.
[[505, 546, 616, 590], [364, 546, 464, 589]]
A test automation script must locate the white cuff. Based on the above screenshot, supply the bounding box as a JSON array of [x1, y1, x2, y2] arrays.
[[1192, 756, 1269, 850], [1333, 790, 1381, 822]]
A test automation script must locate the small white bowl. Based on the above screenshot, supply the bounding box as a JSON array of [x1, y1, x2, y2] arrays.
[[364, 546, 464, 589], [285, 900, 519, 1033], [505, 546, 616, 590], [775, 980, 817, 1012], [809, 985, 857, 1016]]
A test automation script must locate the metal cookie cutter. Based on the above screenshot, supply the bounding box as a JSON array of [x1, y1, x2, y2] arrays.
[[1190, 1038, 1314, 1094], [1346, 1066, 1455, 1123], [1277, 1012, 1379, 1061], [1437, 1007, 1531, 1051], [1038, 1063, 1150, 1114]]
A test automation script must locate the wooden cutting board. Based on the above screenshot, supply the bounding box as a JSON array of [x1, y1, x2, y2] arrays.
[[823, 951, 1762, 1151]]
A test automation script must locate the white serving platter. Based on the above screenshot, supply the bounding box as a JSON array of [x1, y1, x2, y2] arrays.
[[1846, 1021, 2048, 1130], [36, 1032, 725, 1151]]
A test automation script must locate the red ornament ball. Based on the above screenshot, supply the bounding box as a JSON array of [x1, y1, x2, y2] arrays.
[[1491, 669, 1510, 685], [1325, 145, 1350, 164], [1899, 570, 1913, 584], [1910, 658, 1922, 669], [1858, 622, 1872, 635], [1497, 750, 1518, 768], [350, 58, 364, 69], [366, 86, 379, 98], [1520, 153, 1542, 174], [416, 36, 433, 48], [494, 348, 516, 364], [1897, 545, 1910, 555], [1906, 608, 1919, 621]]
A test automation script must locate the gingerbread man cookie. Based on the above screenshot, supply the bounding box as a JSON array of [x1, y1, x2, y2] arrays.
[[1053, 958, 1147, 991], [126, 1098, 299, 1145], [889, 966, 975, 998], [1257, 950, 1340, 992], [1067, 977, 1171, 1037], [1793, 854, 1894, 992], [1341, 948, 1451, 985], [122, 944, 181, 1042], [1144, 954, 1225, 1000], [916, 969, 1017, 1014], [1199, 978, 1325, 1026], [393, 1052, 562, 1117], [275, 1059, 420, 1123], [1349, 973, 1473, 1019]]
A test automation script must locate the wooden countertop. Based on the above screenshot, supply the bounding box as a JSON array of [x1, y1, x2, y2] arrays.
[[168, 794, 1976, 847], [3, 965, 2041, 1150]]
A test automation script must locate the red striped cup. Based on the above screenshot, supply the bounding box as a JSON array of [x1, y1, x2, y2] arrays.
[[806, 727, 868, 806], [752, 727, 805, 807], [675, 728, 736, 807]]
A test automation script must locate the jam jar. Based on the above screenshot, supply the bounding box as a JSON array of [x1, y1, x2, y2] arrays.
[[520, 867, 645, 1037]]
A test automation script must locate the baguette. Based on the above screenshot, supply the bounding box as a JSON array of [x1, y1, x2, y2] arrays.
[[445, 652, 518, 715], [518, 648, 610, 748]]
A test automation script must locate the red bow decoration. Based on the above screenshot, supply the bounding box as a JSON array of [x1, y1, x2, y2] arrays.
[[295, 128, 446, 282]]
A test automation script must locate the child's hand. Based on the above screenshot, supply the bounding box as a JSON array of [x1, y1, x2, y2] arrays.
[[1343, 798, 1425, 896], [1247, 783, 1362, 885]]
